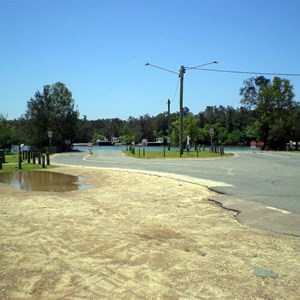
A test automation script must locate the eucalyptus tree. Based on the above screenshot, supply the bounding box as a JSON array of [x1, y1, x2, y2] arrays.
[[25, 82, 79, 148], [240, 76, 296, 149], [0, 114, 13, 149]]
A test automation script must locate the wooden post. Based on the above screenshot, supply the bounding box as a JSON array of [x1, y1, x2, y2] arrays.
[[42, 155, 45, 168], [18, 154, 22, 169]]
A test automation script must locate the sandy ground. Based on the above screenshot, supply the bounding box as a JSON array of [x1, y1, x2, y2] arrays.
[[0, 166, 299, 299]]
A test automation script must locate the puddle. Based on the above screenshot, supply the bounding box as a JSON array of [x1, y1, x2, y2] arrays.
[[0, 171, 92, 192], [247, 263, 278, 279]]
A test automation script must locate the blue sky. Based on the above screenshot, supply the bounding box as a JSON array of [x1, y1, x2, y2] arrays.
[[1, 0, 300, 120]]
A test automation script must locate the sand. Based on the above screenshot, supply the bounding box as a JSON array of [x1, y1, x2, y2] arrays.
[[0, 166, 299, 299]]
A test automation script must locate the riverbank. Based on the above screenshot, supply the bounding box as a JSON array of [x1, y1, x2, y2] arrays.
[[0, 166, 299, 299]]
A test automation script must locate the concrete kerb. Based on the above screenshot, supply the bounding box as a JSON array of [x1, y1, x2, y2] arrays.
[[210, 193, 300, 238]]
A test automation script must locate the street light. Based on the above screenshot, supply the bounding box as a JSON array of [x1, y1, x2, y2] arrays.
[[145, 61, 218, 156]]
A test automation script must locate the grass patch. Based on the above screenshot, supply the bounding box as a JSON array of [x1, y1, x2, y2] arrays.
[[123, 149, 232, 159], [0, 152, 57, 173]]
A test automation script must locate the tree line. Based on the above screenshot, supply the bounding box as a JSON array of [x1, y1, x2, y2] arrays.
[[1, 77, 299, 151]]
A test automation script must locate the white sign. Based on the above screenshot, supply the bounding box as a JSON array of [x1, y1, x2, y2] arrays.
[[186, 135, 190, 146], [48, 131, 53, 138]]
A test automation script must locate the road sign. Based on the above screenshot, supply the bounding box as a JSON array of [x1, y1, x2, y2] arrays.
[[251, 140, 257, 149]]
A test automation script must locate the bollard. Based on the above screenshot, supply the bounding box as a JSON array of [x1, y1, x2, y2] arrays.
[[0, 149, 5, 163], [38, 152, 41, 164], [163, 148, 165, 157], [42, 155, 45, 168], [18, 154, 22, 169], [46, 153, 50, 165], [33, 153, 36, 164], [220, 147, 224, 156], [138, 148, 140, 157], [143, 148, 145, 156], [197, 150, 199, 157], [27, 151, 31, 163]]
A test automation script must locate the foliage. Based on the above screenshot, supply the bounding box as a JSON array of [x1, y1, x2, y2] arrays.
[[24, 82, 79, 148], [91, 133, 105, 144], [1, 76, 299, 151], [0, 114, 13, 149], [240, 76, 297, 149]]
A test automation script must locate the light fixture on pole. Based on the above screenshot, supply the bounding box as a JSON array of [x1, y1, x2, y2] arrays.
[[145, 61, 218, 156]]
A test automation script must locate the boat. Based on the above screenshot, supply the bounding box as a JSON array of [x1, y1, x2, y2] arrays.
[[97, 138, 114, 146]]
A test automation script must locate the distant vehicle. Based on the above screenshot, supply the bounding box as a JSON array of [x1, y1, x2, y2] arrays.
[[141, 137, 164, 146], [286, 141, 299, 150]]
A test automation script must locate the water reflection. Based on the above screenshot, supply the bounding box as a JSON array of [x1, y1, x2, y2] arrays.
[[0, 171, 91, 192]]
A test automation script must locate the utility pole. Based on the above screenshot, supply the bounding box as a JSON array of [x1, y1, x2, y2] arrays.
[[145, 61, 218, 157], [179, 66, 185, 156], [167, 99, 171, 151]]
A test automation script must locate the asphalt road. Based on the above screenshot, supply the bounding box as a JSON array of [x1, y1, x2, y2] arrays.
[[52, 149, 300, 236]]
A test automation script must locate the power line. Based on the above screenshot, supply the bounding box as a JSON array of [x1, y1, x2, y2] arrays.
[[171, 78, 180, 103], [195, 68, 300, 77]]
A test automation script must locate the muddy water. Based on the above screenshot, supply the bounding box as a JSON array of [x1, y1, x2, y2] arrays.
[[0, 171, 91, 192]]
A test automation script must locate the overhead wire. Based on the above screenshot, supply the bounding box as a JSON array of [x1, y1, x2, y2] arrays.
[[193, 68, 300, 77], [171, 77, 180, 103]]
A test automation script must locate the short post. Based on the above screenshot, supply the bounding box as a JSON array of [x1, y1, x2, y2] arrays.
[[27, 151, 31, 163], [197, 149, 199, 157], [38, 152, 41, 164], [18, 154, 22, 169], [220, 147, 224, 156], [0, 149, 5, 164], [163, 148, 166, 157], [42, 155, 45, 168], [138, 148, 140, 157], [46, 153, 50, 165], [143, 148, 145, 156], [32, 153, 36, 164]]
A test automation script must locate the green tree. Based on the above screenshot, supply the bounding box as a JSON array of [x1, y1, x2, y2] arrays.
[[240, 76, 296, 149], [0, 114, 13, 149], [25, 82, 79, 148]]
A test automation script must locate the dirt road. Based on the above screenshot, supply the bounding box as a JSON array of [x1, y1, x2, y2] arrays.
[[0, 166, 299, 299]]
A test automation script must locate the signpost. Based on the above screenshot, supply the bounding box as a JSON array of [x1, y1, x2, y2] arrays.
[[209, 128, 215, 146], [186, 135, 190, 153], [87, 142, 93, 155], [48, 131, 53, 149], [258, 141, 265, 149]]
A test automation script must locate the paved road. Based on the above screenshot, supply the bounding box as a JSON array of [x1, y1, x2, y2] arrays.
[[52, 149, 300, 236]]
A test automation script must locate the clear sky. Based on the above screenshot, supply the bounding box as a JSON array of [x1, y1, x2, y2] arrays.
[[1, 0, 300, 121]]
